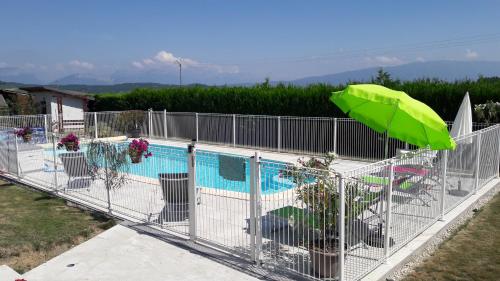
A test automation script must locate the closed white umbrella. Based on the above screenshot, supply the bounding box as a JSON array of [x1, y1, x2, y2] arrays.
[[449, 92, 473, 197], [450, 92, 473, 142]]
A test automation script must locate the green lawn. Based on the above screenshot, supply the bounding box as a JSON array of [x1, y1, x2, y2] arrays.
[[403, 191, 500, 281], [0, 180, 114, 273]]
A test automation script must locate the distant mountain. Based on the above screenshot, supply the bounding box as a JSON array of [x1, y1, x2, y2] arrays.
[[290, 60, 500, 85], [2, 60, 500, 93], [51, 73, 113, 85], [0, 80, 32, 89], [0, 80, 204, 93], [49, 83, 186, 93], [0, 66, 43, 85]]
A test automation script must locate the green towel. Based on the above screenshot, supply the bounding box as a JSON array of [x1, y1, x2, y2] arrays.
[[218, 154, 246, 182], [361, 175, 413, 190]]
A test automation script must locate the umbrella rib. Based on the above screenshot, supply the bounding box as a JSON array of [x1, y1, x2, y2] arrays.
[[346, 100, 375, 114], [385, 102, 400, 136], [420, 122, 430, 147]]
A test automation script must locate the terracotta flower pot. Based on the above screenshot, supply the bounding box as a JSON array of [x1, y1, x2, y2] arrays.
[[130, 153, 142, 164], [65, 142, 76, 151], [308, 239, 345, 278], [22, 134, 32, 143], [309, 247, 340, 278]]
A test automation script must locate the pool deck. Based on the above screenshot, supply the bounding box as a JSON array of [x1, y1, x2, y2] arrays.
[[22, 224, 262, 281]]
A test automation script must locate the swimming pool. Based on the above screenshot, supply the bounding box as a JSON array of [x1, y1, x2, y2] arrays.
[[130, 144, 295, 194], [50, 143, 296, 194]]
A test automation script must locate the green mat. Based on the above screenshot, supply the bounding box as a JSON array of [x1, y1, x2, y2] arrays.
[[269, 206, 319, 228], [361, 175, 413, 190]]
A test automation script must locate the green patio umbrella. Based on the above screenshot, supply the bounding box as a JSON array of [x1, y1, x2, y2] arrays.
[[330, 84, 456, 150]]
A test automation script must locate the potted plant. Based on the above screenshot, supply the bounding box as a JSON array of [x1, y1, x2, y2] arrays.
[[118, 110, 145, 138], [128, 138, 152, 163], [283, 153, 352, 278], [57, 133, 80, 151], [16, 127, 33, 143], [87, 141, 129, 191]]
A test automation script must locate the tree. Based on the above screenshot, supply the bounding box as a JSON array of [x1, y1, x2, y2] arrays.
[[373, 68, 393, 86]]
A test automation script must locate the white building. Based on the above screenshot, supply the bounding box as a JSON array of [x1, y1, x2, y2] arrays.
[[0, 86, 93, 131]]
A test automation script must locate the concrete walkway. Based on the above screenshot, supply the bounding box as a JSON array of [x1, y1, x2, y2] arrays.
[[23, 224, 261, 281]]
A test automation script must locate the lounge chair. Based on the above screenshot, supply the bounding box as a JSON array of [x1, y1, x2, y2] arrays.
[[157, 173, 200, 222], [362, 174, 435, 206], [59, 152, 91, 188]]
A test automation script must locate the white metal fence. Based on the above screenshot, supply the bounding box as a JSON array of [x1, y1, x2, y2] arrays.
[[0, 112, 498, 281], [0, 111, 492, 161]]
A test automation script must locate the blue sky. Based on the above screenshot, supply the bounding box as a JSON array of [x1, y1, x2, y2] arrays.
[[1, 0, 500, 84]]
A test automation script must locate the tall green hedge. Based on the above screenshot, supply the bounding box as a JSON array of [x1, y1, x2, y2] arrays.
[[91, 78, 500, 120]]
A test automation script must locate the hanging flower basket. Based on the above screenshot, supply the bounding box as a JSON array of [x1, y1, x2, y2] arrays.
[[64, 141, 77, 151], [16, 127, 33, 143], [22, 134, 32, 143], [130, 153, 142, 164], [128, 138, 152, 164], [57, 133, 80, 151]]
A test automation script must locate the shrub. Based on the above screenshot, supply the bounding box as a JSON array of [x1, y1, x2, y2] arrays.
[[90, 78, 500, 121]]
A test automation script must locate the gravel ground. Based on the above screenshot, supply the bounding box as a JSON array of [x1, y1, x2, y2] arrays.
[[387, 182, 500, 281]]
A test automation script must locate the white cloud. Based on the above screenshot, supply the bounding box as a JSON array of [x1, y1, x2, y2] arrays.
[[0, 62, 8, 68], [364, 55, 402, 66], [416, 56, 425, 62], [69, 60, 94, 70], [132, 50, 239, 74], [154, 51, 200, 67], [465, 49, 478, 59], [132, 61, 144, 69], [143, 58, 154, 65], [155, 51, 180, 64]]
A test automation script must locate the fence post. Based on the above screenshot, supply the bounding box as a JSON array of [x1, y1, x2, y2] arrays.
[[43, 114, 48, 144], [187, 141, 197, 241], [384, 161, 394, 259], [277, 116, 281, 152], [104, 148, 112, 214], [249, 151, 262, 264], [148, 109, 152, 138], [163, 109, 168, 139], [51, 133, 59, 192], [232, 114, 236, 147], [333, 118, 338, 155], [439, 150, 448, 220], [14, 134, 20, 178], [93, 112, 98, 139], [195, 113, 199, 141], [474, 132, 482, 194], [497, 126, 500, 178], [255, 152, 262, 263], [338, 174, 346, 281]]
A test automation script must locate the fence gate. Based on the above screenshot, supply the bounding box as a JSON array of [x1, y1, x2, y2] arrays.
[[189, 145, 256, 259]]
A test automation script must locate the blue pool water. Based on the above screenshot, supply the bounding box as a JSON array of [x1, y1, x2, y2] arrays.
[[50, 143, 296, 194], [130, 144, 295, 194]]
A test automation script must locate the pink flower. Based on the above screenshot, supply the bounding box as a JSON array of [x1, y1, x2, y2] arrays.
[[57, 133, 80, 151], [129, 138, 153, 159]]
